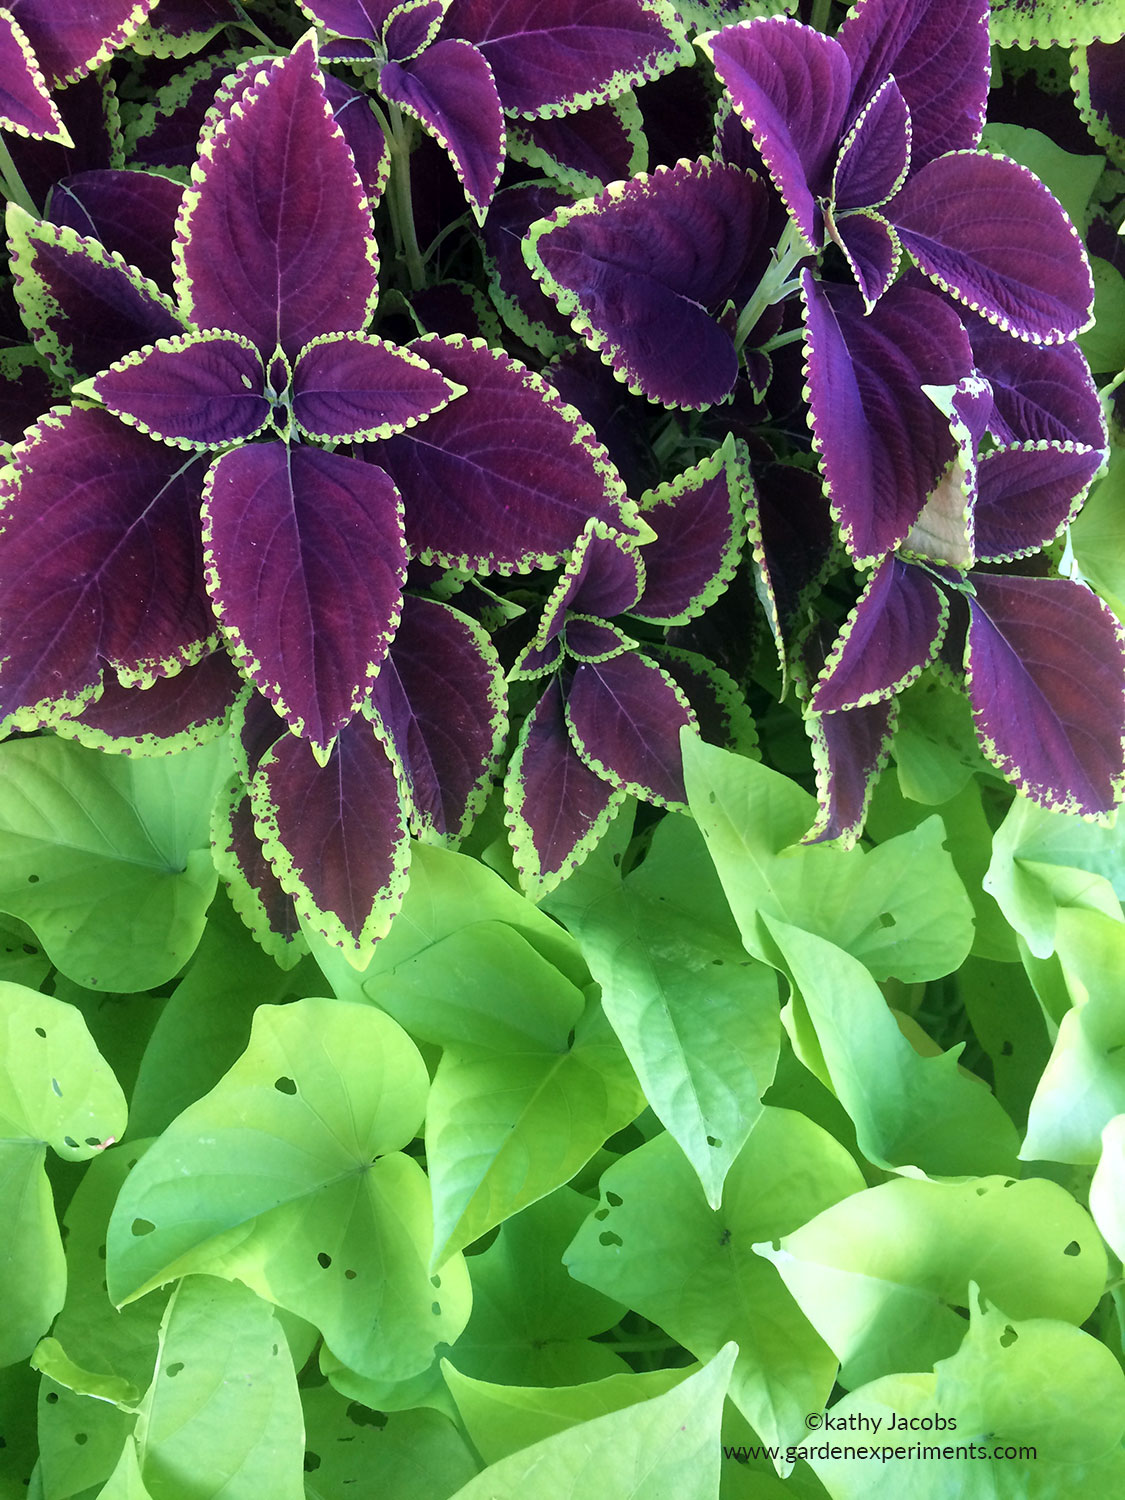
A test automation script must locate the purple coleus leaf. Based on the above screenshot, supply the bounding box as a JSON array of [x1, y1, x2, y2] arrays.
[[46, 169, 183, 294], [508, 96, 645, 193], [537, 518, 645, 646], [250, 714, 411, 954], [504, 674, 625, 897], [967, 321, 1107, 449], [564, 616, 635, 662], [964, 573, 1125, 817], [297, 0, 396, 41], [631, 435, 747, 625], [481, 182, 574, 353], [804, 695, 898, 847], [52, 649, 243, 755], [444, 0, 692, 118], [810, 556, 948, 714], [0, 406, 213, 727], [292, 332, 463, 441], [212, 779, 306, 968], [973, 444, 1106, 563], [366, 333, 635, 571], [380, 39, 506, 222], [369, 593, 506, 843], [801, 270, 973, 565], [525, 157, 772, 408], [9, 0, 157, 89], [0, 6, 69, 142], [201, 442, 408, 759], [748, 461, 836, 686], [175, 33, 379, 360], [889, 151, 1095, 344], [831, 76, 911, 215], [6, 205, 183, 382], [564, 651, 697, 807]]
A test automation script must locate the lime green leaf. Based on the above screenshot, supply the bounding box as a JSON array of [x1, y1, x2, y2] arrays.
[[554, 812, 782, 1208], [31, 1338, 141, 1410], [443, 1363, 693, 1467], [979, 124, 1104, 233], [0, 737, 231, 990], [1071, 447, 1125, 620], [1022, 909, 1125, 1163], [892, 674, 992, 806], [765, 917, 1019, 1175], [682, 736, 973, 983], [1089, 1113, 1125, 1259], [427, 1007, 645, 1267], [447, 1188, 629, 1387], [97, 1439, 154, 1500], [565, 1110, 864, 1447], [755, 1175, 1107, 1390], [444, 1344, 736, 1500], [131, 1277, 304, 1500], [301, 1385, 479, 1500], [106, 997, 471, 1384], [1079, 256, 1125, 373], [0, 1359, 41, 1496]]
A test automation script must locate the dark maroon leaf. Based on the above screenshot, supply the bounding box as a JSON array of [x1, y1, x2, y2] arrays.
[[510, 635, 564, 680], [564, 617, 635, 662], [538, 521, 645, 643], [125, 50, 251, 174], [801, 271, 972, 564], [298, 0, 393, 40], [831, 209, 900, 310], [292, 332, 462, 442], [545, 344, 660, 495], [509, 98, 642, 190], [526, 158, 771, 408], [891, 151, 1095, 345], [380, 40, 505, 221], [213, 780, 306, 967], [231, 684, 289, 781], [201, 441, 407, 757], [804, 696, 897, 846], [7, 210, 183, 382], [967, 322, 1107, 448], [369, 594, 505, 842], [54, 649, 242, 753], [832, 76, 911, 214], [704, 17, 852, 247], [504, 675, 624, 895], [46, 169, 183, 293], [632, 439, 746, 625], [811, 556, 947, 713], [92, 332, 268, 448], [10, 0, 157, 89], [973, 444, 1105, 562], [966, 573, 1125, 815], [5, 69, 117, 210], [0, 406, 212, 725], [1078, 38, 1125, 163], [445, 0, 690, 118], [322, 73, 391, 207], [175, 35, 379, 358], [367, 334, 632, 572], [838, 0, 990, 169], [564, 650, 696, 807], [385, 0, 446, 59], [646, 641, 757, 757], [750, 461, 835, 673], [0, 7, 67, 141], [481, 182, 574, 349], [251, 715, 411, 951]]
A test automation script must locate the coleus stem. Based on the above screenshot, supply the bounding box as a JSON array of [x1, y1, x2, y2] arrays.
[[733, 219, 808, 349], [386, 101, 425, 292]]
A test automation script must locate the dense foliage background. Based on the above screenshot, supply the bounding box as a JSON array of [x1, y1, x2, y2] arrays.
[[1, 0, 1125, 1495]]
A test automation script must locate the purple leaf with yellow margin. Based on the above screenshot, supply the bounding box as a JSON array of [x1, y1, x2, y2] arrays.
[[250, 714, 411, 953], [890, 151, 1095, 345], [0, 7, 68, 142], [525, 158, 772, 408], [801, 270, 972, 565], [369, 594, 506, 842], [92, 332, 269, 449], [212, 780, 306, 967], [504, 674, 625, 896], [367, 333, 633, 571], [9, 0, 157, 89], [47, 169, 183, 293], [174, 34, 379, 359], [201, 441, 408, 758], [804, 696, 898, 846], [445, 0, 691, 118], [0, 406, 212, 726], [831, 76, 911, 214], [967, 322, 1107, 448], [811, 556, 947, 714], [565, 651, 696, 807], [537, 519, 645, 645], [53, 650, 242, 754], [965, 573, 1125, 816], [973, 444, 1105, 562], [292, 332, 462, 441]]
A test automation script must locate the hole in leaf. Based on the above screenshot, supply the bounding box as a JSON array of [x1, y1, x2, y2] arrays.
[[22, 943, 36, 955], [711, 958, 723, 966], [566, 1029, 575, 1047], [999, 1326, 1018, 1348], [63, 1136, 78, 1149], [1003, 1179, 1016, 1188], [430, 1275, 441, 1288], [27, 874, 39, 884], [131, 1218, 156, 1237], [34, 1027, 46, 1039], [97, 1244, 106, 1260], [317, 1252, 332, 1269], [45, 1393, 58, 1405], [274, 1077, 297, 1094], [594, 1207, 609, 1221], [879, 912, 896, 928], [719, 1228, 731, 1247], [605, 1191, 623, 1207], [431, 1302, 441, 1316], [272, 1345, 278, 1356], [706, 1136, 722, 1148], [1063, 1241, 1081, 1256], [613, 852, 622, 866], [303, 1453, 321, 1473], [975, 1185, 988, 1195], [1107, 1044, 1124, 1056], [50, 1079, 62, 1097], [345, 1269, 356, 1280], [598, 1231, 623, 1247], [166, 1363, 184, 1378], [346, 1403, 387, 1429], [74, 1434, 87, 1446], [1000, 1040, 1013, 1056]]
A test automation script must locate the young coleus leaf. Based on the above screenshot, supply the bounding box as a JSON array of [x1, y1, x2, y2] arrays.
[[524, 157, 773, 409], [964, 573, 1125, 818], [174, 32, 379, 360], [535, 518, 646, 648], [369, 594, 507, 844], [900, 374, 994, 569], [0, 406, 213, 731]]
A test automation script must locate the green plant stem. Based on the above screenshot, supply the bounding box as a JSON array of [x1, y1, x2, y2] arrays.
[[229, 1, 277, 49], [386, 103, 425, 292], [809, 0, 835, 32], [0, 135, 38, 216], [734, 218, 809, 349]]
